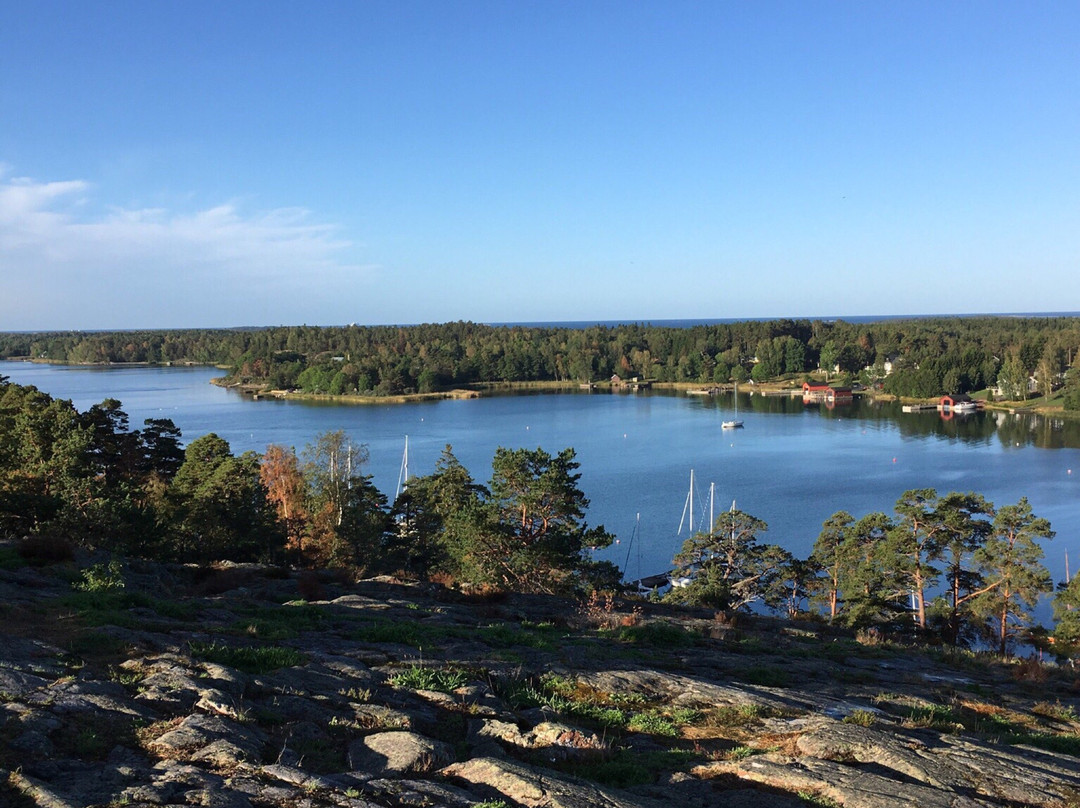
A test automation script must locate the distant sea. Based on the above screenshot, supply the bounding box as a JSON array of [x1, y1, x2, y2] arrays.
[[5, 312, 1080, 336], [492, 312, 1080, 330]]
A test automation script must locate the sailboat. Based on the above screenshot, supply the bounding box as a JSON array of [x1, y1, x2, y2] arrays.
[[722, 382, 744, 429], [394, 435, 410, 501]]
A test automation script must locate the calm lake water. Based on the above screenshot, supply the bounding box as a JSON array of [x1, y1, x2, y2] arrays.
[[3, 362, 1078, 606]]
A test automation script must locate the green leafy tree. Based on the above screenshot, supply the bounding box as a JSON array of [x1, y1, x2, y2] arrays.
[[810, 511, 855, 624], [465, 446, 614, 594], [139, 418, 185, 480], [819, 341, 839, 376], [971, 497, 1054, 655], [666, 506, 791, 611], [837, 512, 898, 628], [1063, 365, 1080, 411], [388, 444, 486, 577], [996, 353, 1028, 401], [1052, 576, 1080, 658], [167, 434, 280, 563], [302, 431, 389, 570], [933, 492, 994, 644], [0, 386, 93, 538], [881, 489, 948, 630]]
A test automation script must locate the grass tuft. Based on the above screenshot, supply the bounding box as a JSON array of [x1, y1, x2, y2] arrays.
[[188, 641, 306, 674], [389, 664, 470, 693]]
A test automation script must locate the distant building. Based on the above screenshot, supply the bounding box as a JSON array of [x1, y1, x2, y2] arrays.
[[802, 382, 853, 403], [940, 393, 973, 409]]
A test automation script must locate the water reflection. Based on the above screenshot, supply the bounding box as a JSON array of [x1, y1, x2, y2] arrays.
[[687, 389, 1080, 450]]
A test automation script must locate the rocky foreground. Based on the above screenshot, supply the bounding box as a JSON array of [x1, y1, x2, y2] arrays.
[[2, 550, 1080, 808]]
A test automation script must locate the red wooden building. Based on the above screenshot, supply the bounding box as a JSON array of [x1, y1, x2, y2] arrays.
[[802, 382, 853, 402]]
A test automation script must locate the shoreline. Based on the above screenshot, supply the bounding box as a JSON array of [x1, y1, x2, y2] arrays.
[[8, 359, 1077, 419]]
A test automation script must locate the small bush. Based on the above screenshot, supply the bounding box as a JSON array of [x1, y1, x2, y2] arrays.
[[1032, 701, 1079, 723], [235, 603, 328, 641], [476, 622, 556, 651], [843, 709, 877, 727], [724, 744, 760, 761], [627, 708, 700, 737], [460, 583, 508, 603], [73, 560, 125, 593], [798, 790, 843, 808], [193, 566, 254, 595], [904, 704, 961, 732], [855, 627, 883, 646]]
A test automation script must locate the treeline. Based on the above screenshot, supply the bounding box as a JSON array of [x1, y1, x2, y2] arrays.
[[4, 317, 1080, 403], [666, 492, 1078, 658], [0, 375, 617, 593]]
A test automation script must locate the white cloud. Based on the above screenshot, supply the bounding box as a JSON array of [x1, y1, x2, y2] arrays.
[[0, 170, 376, 329]]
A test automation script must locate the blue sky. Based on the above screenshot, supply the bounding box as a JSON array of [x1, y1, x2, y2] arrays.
[[2, 2, 1078, 329]]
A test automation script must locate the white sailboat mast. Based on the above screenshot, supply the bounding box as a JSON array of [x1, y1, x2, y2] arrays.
[[394, 435, 410, 501]]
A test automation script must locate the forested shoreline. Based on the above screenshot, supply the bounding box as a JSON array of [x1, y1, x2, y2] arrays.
[[2, 371, 1078, 660], [3, 316, 1080, 405]]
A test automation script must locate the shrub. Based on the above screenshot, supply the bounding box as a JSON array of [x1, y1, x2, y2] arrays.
[[1032, 701, 1078, 722], [843, 709, 877, 727], [73, 560, 125, 593]]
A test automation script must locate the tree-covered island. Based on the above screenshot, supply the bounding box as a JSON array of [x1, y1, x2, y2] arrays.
[[4, 315, 1080, 408]]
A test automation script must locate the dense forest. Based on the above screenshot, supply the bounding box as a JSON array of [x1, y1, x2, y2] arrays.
[[3, 317, 1080, 405], [2, 373, 1078, 658]]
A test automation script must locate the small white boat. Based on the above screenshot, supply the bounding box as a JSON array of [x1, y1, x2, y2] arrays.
[[722, 382, 744, 429]]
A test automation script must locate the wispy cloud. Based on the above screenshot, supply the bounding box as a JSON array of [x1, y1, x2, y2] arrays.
[[0, 169, 376, 329]]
